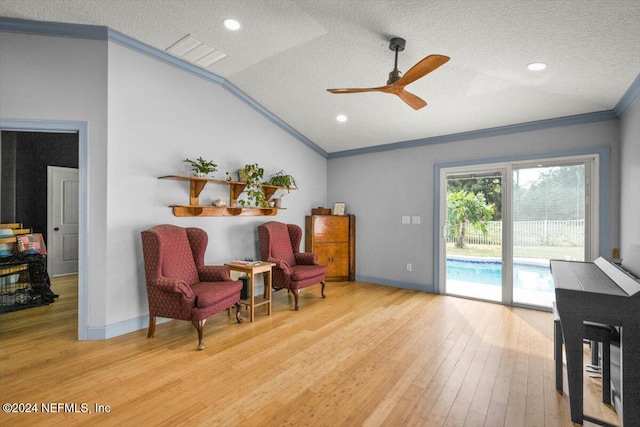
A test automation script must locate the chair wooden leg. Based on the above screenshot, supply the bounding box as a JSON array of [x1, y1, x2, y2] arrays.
[[192, 319, 206, 350], [293, 289, 300, 310], [235, 302, 243, 323], [320, 281, 326, 298], [148, 315, 156, 338]]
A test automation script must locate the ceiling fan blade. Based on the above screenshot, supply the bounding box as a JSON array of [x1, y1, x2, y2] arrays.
[[396, 54, 450, 87], [396, 90, 427, 110], [327, 86, 389, 94]]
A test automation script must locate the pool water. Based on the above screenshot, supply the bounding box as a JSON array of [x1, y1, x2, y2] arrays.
[[446, 257, 555, 293]]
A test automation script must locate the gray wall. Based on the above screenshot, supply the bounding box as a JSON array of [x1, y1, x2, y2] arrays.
[[327, 120, 621, 291], [1, 31, 110, 330], [104, 40, 327, 325], [0, 31, 327, 337], [620, 96, 640, 254]]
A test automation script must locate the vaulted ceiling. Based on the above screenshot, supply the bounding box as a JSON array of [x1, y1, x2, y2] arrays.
[[2, 0, 639, 154]]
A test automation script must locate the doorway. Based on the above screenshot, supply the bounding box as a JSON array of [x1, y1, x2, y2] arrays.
[[0, 120, 88, 339], [440, 155, 598, 308], [1, 132, 79, 275], [445, 169, 504, 302]]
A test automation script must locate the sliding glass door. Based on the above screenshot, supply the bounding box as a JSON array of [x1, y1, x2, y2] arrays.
[[441, 156, 596, 308], [444, 170, 504, 302], [512, 164, 587, 306]]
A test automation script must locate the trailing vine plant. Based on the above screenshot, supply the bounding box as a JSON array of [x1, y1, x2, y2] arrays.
[[237, 163, 265, 207]]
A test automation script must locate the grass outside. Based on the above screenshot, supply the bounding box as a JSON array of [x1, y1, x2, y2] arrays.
[[446, 243, 584, 261]]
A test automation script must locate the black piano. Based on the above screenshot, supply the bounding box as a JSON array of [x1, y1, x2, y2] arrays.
[[551, 246, 640, 426]]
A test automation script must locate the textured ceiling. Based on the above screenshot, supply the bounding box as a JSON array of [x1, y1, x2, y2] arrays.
[[1, 0, 639, 154]]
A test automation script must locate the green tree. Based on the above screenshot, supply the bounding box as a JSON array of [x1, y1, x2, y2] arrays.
[[447, 190, 495, 248], [447, 176, 502, 220], [513, 166, 584, 221]]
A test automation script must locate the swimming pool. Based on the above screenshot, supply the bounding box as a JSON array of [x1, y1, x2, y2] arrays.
[[446, 257, 555, 292]]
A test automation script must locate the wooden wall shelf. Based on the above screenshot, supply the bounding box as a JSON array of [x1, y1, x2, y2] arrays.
[[158, 175, 293, 217], [170, 205, 279, 217]]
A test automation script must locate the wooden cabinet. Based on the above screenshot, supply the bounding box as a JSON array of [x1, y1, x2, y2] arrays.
[[305, 215, 355, 281], [158, 175, 293, 217]]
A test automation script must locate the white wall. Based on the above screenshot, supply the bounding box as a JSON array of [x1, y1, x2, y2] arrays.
[[620, 96, 640, 253], [328, 120, 621, 291], [0, 31, 327, 337]]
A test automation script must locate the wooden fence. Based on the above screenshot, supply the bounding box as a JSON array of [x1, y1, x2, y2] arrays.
[[447, 220, 584, 247]]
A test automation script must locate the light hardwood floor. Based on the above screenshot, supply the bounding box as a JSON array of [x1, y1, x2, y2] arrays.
[[0, 275, 620, 426]]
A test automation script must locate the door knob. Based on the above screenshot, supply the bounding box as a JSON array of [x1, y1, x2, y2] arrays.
[[54, 227, 59, 231]]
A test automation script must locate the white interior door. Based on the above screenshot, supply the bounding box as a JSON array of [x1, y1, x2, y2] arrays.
[[48, 166, 79, 276]]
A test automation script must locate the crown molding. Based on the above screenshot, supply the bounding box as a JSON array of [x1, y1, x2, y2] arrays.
[[614, 72, 640, 117], [328, 110, 618, 159], [0, 16, 106, 39]]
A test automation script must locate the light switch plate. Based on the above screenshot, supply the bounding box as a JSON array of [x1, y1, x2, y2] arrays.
[[402, 216, 411, 224], [412, 216, 421, 224]]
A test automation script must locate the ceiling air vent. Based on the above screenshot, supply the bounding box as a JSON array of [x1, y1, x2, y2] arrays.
[[166, 34, 227, 68]]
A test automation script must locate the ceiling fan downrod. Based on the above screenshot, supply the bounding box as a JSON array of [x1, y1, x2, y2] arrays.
[[387, 37, 406, 84]]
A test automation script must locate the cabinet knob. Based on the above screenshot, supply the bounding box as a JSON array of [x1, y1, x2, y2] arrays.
[[54, 227, 60, 231]]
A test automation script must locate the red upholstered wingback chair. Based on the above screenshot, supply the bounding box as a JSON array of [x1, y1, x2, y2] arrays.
[[141, 224, 243, 350], [258, 221, 327, 310]]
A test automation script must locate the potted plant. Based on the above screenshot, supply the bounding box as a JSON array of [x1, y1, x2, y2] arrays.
[[237, 163, 266, 207], [267, 170, 297, 192], [238, 163, 263, 183], [184, 157, 217, 177]]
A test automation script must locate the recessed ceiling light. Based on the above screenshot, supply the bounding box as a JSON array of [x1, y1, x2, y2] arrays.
[[527, 62, 547, 71], [336, 114, 347, 122], [223, 18, 241, 31]]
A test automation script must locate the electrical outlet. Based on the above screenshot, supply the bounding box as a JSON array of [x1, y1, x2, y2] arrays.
[[406, 263, 412, 272]]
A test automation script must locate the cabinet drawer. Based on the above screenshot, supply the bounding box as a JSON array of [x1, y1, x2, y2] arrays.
[[312, 216, 349, 242]]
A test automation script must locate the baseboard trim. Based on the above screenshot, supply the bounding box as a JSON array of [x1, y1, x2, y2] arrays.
[[85, 315, 170, 340], [356, 276, 435, 293]]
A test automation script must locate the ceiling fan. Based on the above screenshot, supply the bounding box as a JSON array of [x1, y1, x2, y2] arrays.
[[327, 37, 449, 110]]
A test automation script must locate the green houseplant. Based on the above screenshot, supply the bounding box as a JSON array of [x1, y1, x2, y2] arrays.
[[237, 163, 266, 207], [238, 163, 263, 183], [268, 170, 297, 192], [184, 157, 217, 177]]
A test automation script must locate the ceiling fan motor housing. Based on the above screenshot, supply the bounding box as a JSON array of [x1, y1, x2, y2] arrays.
[[389, 37, 406, 52], [388, 69, 402, 84]]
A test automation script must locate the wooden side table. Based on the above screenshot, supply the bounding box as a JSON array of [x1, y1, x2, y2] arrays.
[[225, 261, 275, 322]]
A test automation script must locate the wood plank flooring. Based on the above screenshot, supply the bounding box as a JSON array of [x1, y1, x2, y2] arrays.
[[0, 275, 620, 426]]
